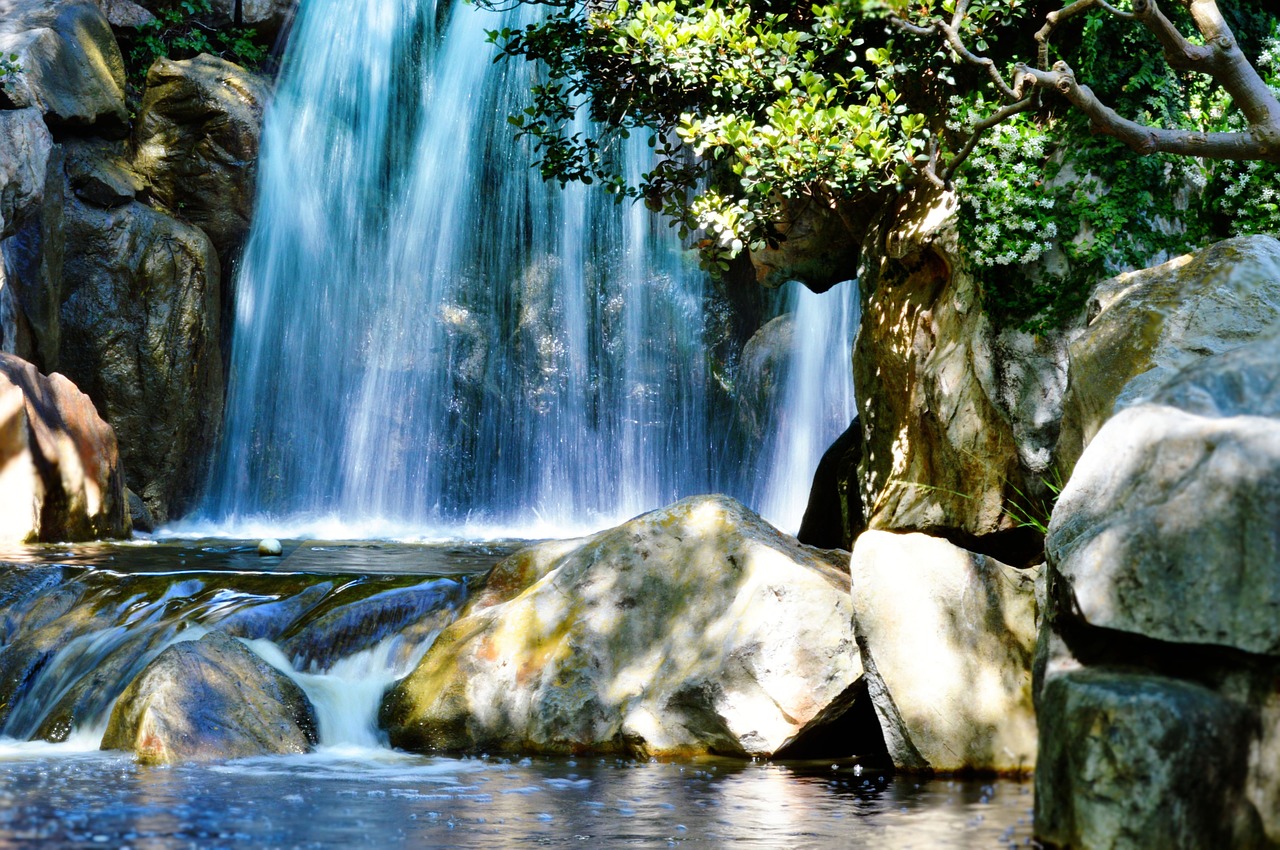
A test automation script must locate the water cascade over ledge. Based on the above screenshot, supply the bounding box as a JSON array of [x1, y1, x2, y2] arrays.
[[194, 0, 859, 538]]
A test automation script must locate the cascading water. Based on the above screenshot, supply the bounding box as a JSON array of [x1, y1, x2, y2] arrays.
[[194, 0, 859, 537]]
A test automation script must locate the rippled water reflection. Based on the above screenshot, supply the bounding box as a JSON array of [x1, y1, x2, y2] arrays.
[[0, 746, 1033, 849]]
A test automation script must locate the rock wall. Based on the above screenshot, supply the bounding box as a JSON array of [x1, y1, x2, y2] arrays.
[[0, 0, 271, 523]]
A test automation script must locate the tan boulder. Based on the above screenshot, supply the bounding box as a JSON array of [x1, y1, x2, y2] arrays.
[[851, 530, 1039, 774], [0, 353, 129, 542], [381, 495, 861, 758], [853, 187, 1069, 554]]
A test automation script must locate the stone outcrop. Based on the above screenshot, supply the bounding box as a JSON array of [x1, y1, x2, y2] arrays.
[[0, 0, 129, 137], [381, 495, 862, 758], [130, 54, 271, 276], [853, 188, 1071, 559], [797, 416, 862, 550], [58, 144, 222, 523], [1055, 235, 1280, 475], [851, 530, 1039, 774], [101, 631, 317, 765], [1038, 325, 1280, 847], [0, 353, 129, 543]]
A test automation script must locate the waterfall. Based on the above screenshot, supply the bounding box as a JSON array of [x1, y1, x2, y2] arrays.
[[193, 0, 859, 538]]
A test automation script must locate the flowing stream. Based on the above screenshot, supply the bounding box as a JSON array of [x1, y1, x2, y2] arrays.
[[189, 0, 859, 540]]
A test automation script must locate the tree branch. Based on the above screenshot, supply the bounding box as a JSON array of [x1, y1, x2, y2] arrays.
[[1021, 61, 1280, 161]]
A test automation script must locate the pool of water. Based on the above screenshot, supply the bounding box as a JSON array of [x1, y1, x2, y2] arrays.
[[0, 744, 1034, 849], [0, 540, 1037, 848]]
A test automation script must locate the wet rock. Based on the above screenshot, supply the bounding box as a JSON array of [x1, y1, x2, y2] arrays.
[[65, 141, 142, 209], [748, 197, 865, 292], [58, 153, 222, 524], [102, 631, 317, 764], [0, 565, 73, 644], [1047, 332, 1280, 656], [1055, 236, 1280, 475], [0, 0, 129, 137], [0, 108, 63, 369], [736, 312, 793, 445], [131, 54, 271, 275], [1035, 669, 1266, 849], [281, 579, 465, 672], [257, 537, 282, 556], [854, 187, 1070, 550], [215, 582, 331, 642], [381, 495, 861, 758], [0, 354, 129, 543], [851, 530, 1039, 774]]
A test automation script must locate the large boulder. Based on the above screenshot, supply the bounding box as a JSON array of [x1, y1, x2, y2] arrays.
[[1036, 670, 1266, 850], [1047, 332, 1280, 656], [58, 150, 222, 524], [381, 495, 862, 758], [0, 353, 129, 543], [131, 54, 271, 276], [1055, 236, 1280, 475], [1038, 326, 1280, 846], [851, 530, 1039, 774], [853, 187, 1070, 556], [0, 108, 63, 370], [101, 631, 317, 765], [0, 0, 128, 137]]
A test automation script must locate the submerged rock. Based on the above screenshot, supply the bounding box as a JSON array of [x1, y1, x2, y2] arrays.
[[0, 354, 129, 542], [0, 0, 129, 136], [381, 495, 861, 758], [102, 631, 317, 764], [851, 530, 1039, 774]]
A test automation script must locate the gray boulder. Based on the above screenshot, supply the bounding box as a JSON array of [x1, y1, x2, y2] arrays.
[[851, 530, 1039, 773], [382, 495, 861, 757], [101, 631, 317, 764], [1048, 332, 1280, 656], [0, 0, 128, 136]]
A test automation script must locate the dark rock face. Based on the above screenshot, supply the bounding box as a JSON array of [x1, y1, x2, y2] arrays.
[[0, 0, 129, 137], [101, 630, 318, 765], [58, 154, 222, 524], [797, 417, 862, 550], [0, 353, 129, 542]]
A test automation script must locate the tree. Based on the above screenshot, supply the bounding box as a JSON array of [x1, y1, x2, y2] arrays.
[[486, 0, 1280, 326]]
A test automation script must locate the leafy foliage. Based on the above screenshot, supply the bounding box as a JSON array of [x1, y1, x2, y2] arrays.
[[120, 0, 271, 82], [487, 0, 1280, 328], [0, 52, 20, 84]]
